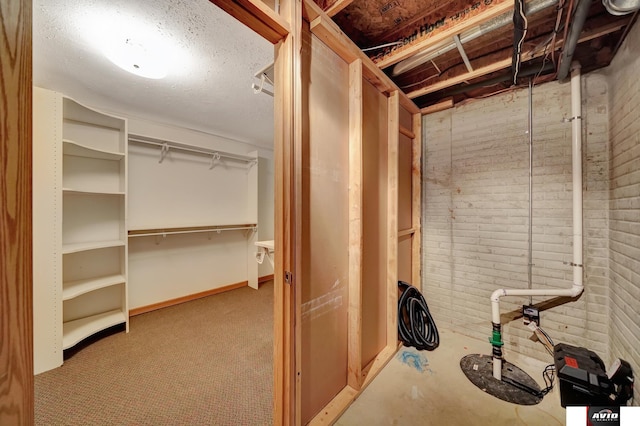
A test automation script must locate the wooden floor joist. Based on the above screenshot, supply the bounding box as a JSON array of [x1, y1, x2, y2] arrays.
[[326, 0, 354, 17], [374, 0, 513, 69], [408, 19, 630, 99]]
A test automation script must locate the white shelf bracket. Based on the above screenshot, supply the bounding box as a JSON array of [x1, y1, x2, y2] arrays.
[[246, 159, 258, 171], [209, 152, 221, 169], [159, 143, 170, 164], [244, 225, 258, 238]]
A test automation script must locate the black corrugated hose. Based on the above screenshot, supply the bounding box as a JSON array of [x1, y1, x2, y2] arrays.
[[397, 281, 439, 351]]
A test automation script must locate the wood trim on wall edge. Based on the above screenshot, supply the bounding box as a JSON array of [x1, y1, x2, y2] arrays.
[[129, 281, 248, 316]]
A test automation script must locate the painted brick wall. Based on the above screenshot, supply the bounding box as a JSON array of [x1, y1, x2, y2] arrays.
[[606, 21, 640, 404], [422, 74, 610, 366]]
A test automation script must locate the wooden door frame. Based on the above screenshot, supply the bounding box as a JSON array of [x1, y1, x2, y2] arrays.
[[210, 1, 299, 424], [0, 0, 34, 423], [194, 2, 423, 424], [0, 0, 298, 422]]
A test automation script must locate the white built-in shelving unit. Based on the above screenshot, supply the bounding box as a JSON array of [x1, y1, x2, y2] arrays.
[[33, 88, 264, 375], [33, 87, 128, 373]]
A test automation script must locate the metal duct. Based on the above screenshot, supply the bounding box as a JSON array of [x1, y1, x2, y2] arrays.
[[603, 0, 640, 15], [392, 0, 559, 76], [557, 0, 592, 81]]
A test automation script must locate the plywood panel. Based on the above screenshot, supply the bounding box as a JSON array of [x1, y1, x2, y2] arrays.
[[398, 234, 413, 284], [398, 133, 413, 231], [300, 28, 350, 424], [399, 107, 412, 133], [360, 79, 389, 368]]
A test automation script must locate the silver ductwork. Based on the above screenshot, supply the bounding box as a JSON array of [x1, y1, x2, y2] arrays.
[[603, 0, 640, 15], [392, 0, 559, 76]]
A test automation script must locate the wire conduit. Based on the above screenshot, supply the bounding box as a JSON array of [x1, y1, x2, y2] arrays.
[[398, 281, 440, 351]]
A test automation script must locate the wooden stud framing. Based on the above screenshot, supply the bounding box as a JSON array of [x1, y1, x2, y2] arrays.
[[399, 125, 415, 140], [386, 91, 400, 346], [411, 113, 422, 290], [421, 97, 454, 115], [202, 2, 421, 425], [303, 0, 419, 115], [326, 0, 354, 17], [308, 386, 358, 425], [274, 1, 302, 424], [210, 0, 290, 43], [347, 59, 364, 390]]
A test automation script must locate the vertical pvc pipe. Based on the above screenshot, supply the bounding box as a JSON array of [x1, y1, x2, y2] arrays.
[[528, 80, 534, 305], [570, 63, 583, 288], [489, 64, 584, 382]]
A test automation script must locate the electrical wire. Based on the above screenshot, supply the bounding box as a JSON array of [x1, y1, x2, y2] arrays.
[[512, 0, 529, 85], [539, 364, 557, 397], [502, 364, 556, 398], [397, 281, 439, 351], [537, 326, 555, 347]]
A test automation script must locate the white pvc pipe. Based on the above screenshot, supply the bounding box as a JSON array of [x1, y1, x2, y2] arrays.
[[490, 62, 585, 381], [571, 62, 584, 291]]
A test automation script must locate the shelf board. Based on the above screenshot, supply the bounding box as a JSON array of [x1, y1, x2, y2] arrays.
[[62, 240, 125, 254], [63, 274, 126, 301], [62, 309, 126, 350], [63, 139, 124, 160], [63, 188, 125, 196], [128, 223, 257, 238]]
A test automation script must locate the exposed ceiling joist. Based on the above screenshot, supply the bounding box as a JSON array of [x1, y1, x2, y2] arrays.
[[319, 0, 638, 110], [408, 18, 630, 99], [374, 0, 514, 68], [326, 0, 354, 17]]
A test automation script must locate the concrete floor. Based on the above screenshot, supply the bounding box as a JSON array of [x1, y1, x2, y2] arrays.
[[337, 329, 566, 426]]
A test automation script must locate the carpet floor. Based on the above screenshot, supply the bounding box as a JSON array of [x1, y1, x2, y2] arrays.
[[35, 281, 274, 425]]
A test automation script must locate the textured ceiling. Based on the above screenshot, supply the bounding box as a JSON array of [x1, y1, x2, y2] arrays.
[[33, 0, 275, 149]]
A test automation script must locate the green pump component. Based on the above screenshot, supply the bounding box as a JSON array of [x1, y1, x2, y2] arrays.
[[489, 327, 503, 347]]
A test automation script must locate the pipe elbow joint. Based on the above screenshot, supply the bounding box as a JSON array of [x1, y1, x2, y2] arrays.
[[491, 289, 505, 303], [570, 61, 582, 73], [570, 283, 584, 298]]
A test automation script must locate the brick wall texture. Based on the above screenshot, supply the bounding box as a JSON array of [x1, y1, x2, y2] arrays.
[[421, 23, 639, 403], [607, 21, 640, 404]]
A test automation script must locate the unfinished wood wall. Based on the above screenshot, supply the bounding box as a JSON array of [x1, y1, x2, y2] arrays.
[[300, 26, 350, 424], [296, 3, 422, 423], [217, 1, 423, 423], [361, 79, 389, 368], [397, 106, 415, 285]]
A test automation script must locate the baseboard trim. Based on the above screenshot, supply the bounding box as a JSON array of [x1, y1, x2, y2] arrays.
[[259, 274, 274, 284], [129, 281, 248, 317]]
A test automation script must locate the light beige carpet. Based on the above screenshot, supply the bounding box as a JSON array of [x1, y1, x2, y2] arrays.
[[35, 281, 274, 425]]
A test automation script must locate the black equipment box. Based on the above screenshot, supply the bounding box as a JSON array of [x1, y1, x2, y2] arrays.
[[554, 343, 613, 407]]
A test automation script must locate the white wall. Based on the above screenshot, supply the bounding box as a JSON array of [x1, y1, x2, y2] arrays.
[[606, 21, 640, 404], [121, 114, 274, 309], [422, 74, 610, 363], [258, 156, 275, 278]]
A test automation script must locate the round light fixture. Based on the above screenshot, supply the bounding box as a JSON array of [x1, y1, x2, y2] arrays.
[[104, 37, 168, 79]]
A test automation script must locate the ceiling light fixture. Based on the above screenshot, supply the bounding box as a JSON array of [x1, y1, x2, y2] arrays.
[[104, 37, 168, 79], [78, 6, 190, 80]]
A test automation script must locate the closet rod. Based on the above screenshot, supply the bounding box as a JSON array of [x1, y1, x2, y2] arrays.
[[128, 224, 257, 238], [128, 135, 258, 164]]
